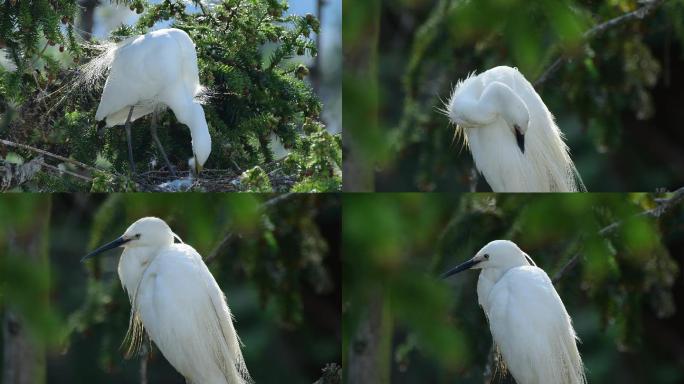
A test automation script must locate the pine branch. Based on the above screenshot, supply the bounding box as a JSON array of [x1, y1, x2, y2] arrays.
[[534, 0, 668, 87]]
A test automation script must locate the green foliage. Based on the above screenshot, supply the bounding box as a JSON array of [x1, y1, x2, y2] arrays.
[[240, 165, 273, 192], [287, 119, 342, 192], [0, 0, 340, 191]]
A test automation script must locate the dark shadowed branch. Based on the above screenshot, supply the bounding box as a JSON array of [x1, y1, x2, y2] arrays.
[[313, 363, 341, 384], [204, 193, 295, 263], [534, 0, 668, 87], [0, 138, 108, 175], [139, 354, 148, 384], [552, 186, 684, 283]]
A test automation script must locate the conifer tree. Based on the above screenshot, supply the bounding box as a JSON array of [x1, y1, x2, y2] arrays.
[[0, 0, 341, 192]]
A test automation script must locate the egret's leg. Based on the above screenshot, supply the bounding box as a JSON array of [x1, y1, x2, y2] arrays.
[[150, 112, 177, 177], [97, 120, 107, 139], [124, 106, 136, 174]]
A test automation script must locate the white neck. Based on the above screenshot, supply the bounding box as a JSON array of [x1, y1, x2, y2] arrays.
[[117, 246, 162, 303], [476, 266, 513, 315], [187, 103, 211, 166]]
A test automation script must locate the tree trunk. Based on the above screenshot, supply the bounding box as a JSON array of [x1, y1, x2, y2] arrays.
[[79, 0, 100, 40], [342, 0, 380, 192], [2, 196, 51, 384], [347, 292, 392, 384], [311, 0, 325, 93]]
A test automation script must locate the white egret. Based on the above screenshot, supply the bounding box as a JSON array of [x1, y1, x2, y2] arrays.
[[82, 217, 250, 384], [0, 48, 17, 72], [445, 66, 584, 192], [82, 28, 211, 175], [442, 240, 586, 384]]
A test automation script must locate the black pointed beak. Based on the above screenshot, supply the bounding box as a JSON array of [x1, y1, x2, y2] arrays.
[[441, 258, 480, 279], [81, 236, 129, 263], [514, 125, 525, 154]]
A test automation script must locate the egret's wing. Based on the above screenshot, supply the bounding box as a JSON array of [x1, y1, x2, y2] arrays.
[[167, 28, 203, 98], [487, 266, 585, 384], [502, 67, 582, 192], [103, 102, 158, 127], [94, 38, 142, 124], [192, 249, 252, 383], [136, 244, 250, 384]]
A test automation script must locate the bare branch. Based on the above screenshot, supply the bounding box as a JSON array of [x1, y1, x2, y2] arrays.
[[40, 162, 93, 182], [0, 138, 109, 175], [552, 253, 581, 285], [139, 354, 148, 384], [469, 167, 478, 192], [534, 0, 668, 87], [313, 362, 341, 384]]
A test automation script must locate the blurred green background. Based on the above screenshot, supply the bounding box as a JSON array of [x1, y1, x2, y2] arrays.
[[0, 193, 340, 383], [343, 192, 684, 383], [343, 0, 684, 191]]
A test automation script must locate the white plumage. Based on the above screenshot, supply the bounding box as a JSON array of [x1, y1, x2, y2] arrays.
[[83, 217, 250, 384], [0, 48, 17, 72], [82, 28, 211, 173], [442, 240, 586, 384], [446, 66, 584, 192]]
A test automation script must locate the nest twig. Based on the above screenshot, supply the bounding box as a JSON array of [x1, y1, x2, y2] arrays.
[[133, 163, 296, 192]]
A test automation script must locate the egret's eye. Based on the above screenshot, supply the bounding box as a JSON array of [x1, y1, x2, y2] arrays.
[[135, 233, 141, 239], [483, 254, 489, 260]]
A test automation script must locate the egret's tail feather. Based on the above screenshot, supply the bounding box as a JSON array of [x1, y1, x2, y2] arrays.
[[122, 310, 147, 359], [571, 162, 587, 192], [75, 35, 140, 91], [76, 41, 119, 91]]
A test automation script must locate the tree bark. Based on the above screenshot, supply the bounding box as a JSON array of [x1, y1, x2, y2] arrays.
[[342, 1, 380, 192], [2, 196, 51, 384], [347, 292, 392, 384], [78, 0, 100, 40], [311, 0, 326, 94]]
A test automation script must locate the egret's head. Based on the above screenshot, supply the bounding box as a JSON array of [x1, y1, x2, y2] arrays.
[[188, 156, 204, 175], [501, 102, 529, 154], [81, 217, 178, 262], [444, 73, 480, 127], [188, 129, 211, 175], [187, 103, 211, 175], [441, 240, 535, 279]]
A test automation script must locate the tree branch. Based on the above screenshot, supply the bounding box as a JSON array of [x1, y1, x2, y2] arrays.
[[0, 138, 111, 175], [313, 363, 341, 384], [598, 185, 684, 236], [204, 193, 296, 263], [552, 186, 684, 283], [534, 0, 668, 87], [139, 354, 148, 384], [552, 252, 581, 285]]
